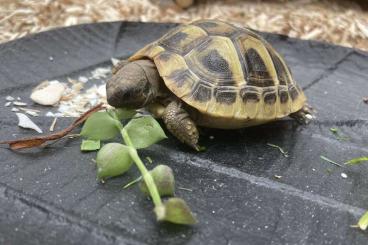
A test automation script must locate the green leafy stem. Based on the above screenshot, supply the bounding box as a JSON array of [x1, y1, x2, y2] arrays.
[[120, 125, 162, 207], [80, 108, 197, 225]]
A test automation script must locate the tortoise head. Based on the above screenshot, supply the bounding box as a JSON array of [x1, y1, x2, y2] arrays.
[[106, 59, 161, 108]]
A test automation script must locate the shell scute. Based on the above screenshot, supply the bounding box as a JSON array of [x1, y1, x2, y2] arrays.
[[158, 25, 207, 55], [192, 19, 239, 37], [129, 20, 307, 121], [191, 82, 212, 102], [214, 88, 237, 105], [185, 36, 245, 86]]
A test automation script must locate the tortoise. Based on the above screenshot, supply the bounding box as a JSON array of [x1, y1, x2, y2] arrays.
[[106, 19, 312, 150]]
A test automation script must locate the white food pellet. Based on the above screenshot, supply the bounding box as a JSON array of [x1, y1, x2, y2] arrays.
[[341, 173, 348, 179], [6, 96, 15, 101], [13, 101, 27, 106], [78, 76, 88, 83]]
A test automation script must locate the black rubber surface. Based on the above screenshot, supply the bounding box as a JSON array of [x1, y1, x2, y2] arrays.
[[1, 21, 368, 245]]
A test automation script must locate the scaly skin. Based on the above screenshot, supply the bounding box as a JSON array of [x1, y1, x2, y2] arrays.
[[290, 104, 314, 124], [162, 100, 200, 151]]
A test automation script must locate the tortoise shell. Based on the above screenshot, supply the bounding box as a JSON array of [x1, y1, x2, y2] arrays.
[[129, 19, 306, 121]]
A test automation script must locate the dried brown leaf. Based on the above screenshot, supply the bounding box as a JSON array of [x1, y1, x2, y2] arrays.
[[0, 103, 104, 150]]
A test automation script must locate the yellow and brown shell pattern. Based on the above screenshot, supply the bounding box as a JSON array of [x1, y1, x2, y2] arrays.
[[129, 19, 306, 121]]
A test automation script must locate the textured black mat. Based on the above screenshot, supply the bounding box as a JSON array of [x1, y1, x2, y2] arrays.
[[1, 21, 368, 245]]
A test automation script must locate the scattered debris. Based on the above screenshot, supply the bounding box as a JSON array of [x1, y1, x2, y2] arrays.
[[345, 156, 368, 165], [326, 168, 333, 174], [67, 134, 80, 139], [11, 108, 19, 112], [274, 175, 282, 179], [46, 111, 60, 117], [146, 156, 153, 164], [320, 155, 343, 167], [97, 84, 106, 98], [21, 109, 39, 117], [16, 113, 43, 133], [18, 108, 40, 113], [90, 67, 111, 79], [209, 135, 214, 140], [363, 97, 368, 104], [51, 75, 109, 117], [30, 80, 66, 106], [267, 143, 288, 157], [329, 127, 349, 141], [13, 101, 27, 106], [4, 102, 11, 107], [178, 187, 193, 192], [341, 173, 348, 179], [49, 117, 57, 132], [123, 176, 142, 189], [6, 96, 15, 101], [0, 104, 103, 150], [78, 76, 88, 83], [305, 114, 313, 120], [111, 58, 120, 66], [357, 211, 368, 231]]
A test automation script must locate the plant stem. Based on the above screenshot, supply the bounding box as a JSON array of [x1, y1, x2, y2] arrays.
[[120, 127, 163, 207]]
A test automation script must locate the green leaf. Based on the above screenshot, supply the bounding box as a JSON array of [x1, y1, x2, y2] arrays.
[[123, 116, 167, 149], [345, 157, 368, 165], [81, 139, 100, 151], [154, 198, 197, 225], [96, 143, 133, 180], [358, 211, 368, 230], [115, 108, 137, 120], [140, 165, 175, 197], [80, 111, 121, 140]]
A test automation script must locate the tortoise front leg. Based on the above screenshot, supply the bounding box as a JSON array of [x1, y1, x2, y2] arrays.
[[163, 100, 200, 151], [290, 104, 314, 124]]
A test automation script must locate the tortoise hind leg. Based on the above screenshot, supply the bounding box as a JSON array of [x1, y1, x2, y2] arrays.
[[290, 104, 314, 124], [163, 100, 200, 151]]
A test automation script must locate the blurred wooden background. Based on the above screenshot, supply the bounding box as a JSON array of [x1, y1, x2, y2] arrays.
[[1, 0, 367, 51]]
